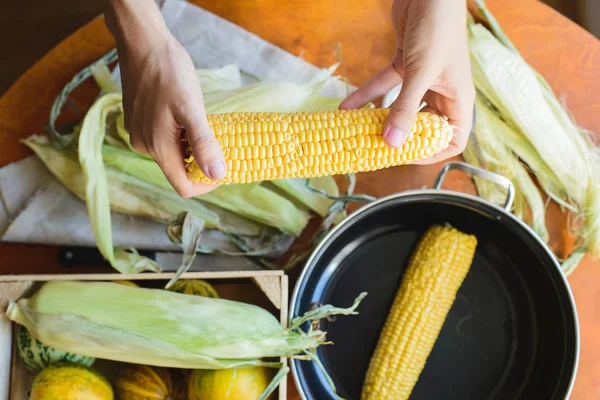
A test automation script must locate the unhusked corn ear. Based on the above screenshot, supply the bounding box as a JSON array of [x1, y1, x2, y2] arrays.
[[361, 225, 477, 400], [184, 109, 453, 184]]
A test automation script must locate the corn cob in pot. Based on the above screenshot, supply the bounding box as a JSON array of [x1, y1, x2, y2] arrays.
[[361, 225, 478, 400]]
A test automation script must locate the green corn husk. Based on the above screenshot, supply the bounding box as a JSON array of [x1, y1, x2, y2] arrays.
[[467, 8, 600, 273], [27, 129, 290, 259], [300, 96, 346, 112], [463, 96, 550, 242], [492, 116, 571, 212], [103, 116, 273, 237], [77, 92, 161, 273], [196, 64, 242, 93], [202, 64, 340, 114], [468, 25, 578, 209], [101, 143, 311, 236], [24, 134, 265, 238], [25, 134, 214, 229], [110, 112, 153, 159], [196, 184, 310, 237], [6, 281, 367, 399]]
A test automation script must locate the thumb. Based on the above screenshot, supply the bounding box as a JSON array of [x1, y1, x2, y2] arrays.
[[175, 100, 227, 182], [384, 72, 430, 148]]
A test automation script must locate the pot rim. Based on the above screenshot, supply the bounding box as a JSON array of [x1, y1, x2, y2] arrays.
[[289, 187, 580, 400]]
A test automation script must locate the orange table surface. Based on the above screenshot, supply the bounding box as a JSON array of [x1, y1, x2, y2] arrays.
[[0, 0, 599, 398]]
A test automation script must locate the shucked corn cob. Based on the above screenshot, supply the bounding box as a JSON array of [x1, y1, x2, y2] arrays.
[[185, 109, 453, 184], [361, 225, 477, 400]]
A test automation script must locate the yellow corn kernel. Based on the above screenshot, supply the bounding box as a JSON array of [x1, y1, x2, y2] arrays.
[[361, 225, 478, 400], [185, 109, 453, 185]]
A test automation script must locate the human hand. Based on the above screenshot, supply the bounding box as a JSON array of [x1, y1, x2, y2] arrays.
[[339, 0, 475, 164], [105, 0, 226, 197]]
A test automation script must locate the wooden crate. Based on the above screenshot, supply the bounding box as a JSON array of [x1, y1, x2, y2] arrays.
[[0, 271, 289, 399]]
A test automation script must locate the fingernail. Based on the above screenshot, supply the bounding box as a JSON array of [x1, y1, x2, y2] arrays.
[[384, 127, 408, 148], [204, 160, 227, 180]]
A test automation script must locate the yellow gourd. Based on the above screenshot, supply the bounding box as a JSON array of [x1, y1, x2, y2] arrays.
[[116, 364, 183, 400], [167, 279, 219, 298], [29, 363, 113, 400], [188, 367, 273, 400]]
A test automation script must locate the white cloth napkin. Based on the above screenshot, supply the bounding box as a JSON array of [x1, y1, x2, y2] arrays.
[[3, 176, 181, 250], [0, 0, 354, 251], [112, 0, 352, 96]]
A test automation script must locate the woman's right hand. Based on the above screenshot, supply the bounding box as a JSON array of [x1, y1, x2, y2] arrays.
[[105, 0, 226, 198]]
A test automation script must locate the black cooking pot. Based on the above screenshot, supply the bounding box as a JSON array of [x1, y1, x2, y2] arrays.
[[290, 161, 579, 400]]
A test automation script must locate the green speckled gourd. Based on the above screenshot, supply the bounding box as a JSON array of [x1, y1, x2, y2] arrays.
[[29, 363, 113, 400], [16, 324, 95, 373]]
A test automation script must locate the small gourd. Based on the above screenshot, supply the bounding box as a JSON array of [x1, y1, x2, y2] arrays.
[[116, 364, 183, 400], [29, 363, 113, 400], [188, 367, 274, 400], [166, 279, 219, 298], [16, 324, 95, 373]]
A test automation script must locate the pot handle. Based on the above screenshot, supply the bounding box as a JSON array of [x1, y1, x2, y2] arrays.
[[433, 161, 515, 211]]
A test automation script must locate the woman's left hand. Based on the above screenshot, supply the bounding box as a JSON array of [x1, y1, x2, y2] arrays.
[[339, 0, 475, 164]]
